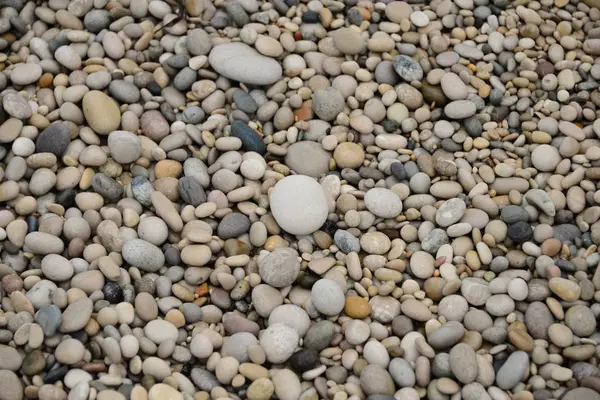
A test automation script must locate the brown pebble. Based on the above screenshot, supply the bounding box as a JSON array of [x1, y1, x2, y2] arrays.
[[344, 296, 371, 319]]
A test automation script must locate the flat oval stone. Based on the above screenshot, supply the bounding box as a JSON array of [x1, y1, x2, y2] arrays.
[[208, 43, 283, 85], [11, 63, 42, 85], [82, 90, 121, 134], [122, 239, 165, 272]]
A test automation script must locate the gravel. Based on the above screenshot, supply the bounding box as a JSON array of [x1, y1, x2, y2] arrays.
[[1, 0, 600, 399]]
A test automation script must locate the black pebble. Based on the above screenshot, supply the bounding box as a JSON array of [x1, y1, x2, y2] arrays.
[[507, 221, 533, 244], [303, 10, 319, 23], [103, 282, 124, 303], [382, 119, 398, 133], [147, 80, 162, 96], [45, 365, 68, 383], [55, 189, 77, 208], [297, 272, 319, 289], [320, 219, 337, 237], [26, 216, 38, 233], [289, 348, 319, 373]]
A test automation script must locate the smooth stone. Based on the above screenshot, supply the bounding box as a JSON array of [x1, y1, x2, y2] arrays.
[[60, 297, 93, 332], [259, 323, 298, 364], [388, 357, 415, 387], [144, 320, 178, 344], [178, 177, 206, 206], [230, 120, 267, 155], [496, 351, 529, 390], [122, 239, 165, 272], [444, 100, 476, 119], [360, 365, 395, 396], [259, 248, 300, 288], [82, 90, 121, 134], [208, 43, 282, 85], [36, 123, 70, 156], [10, 63, 42, 85], [364, 188, 403, 218], [334, 230, 360, 253], [285, 141, 331, 178], [0, 370, 22, 400], [107, 131, 141, 164], [218, 213, 251, 239], [312, 87, 345, 121], [449, 343, 478, 384], [311, 279, 345, 316], [270, 175, 328, 235]]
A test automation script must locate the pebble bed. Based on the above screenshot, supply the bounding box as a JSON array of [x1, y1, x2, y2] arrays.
[[2, 0, 600, 399]]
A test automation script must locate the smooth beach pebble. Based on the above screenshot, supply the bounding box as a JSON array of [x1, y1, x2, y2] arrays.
[[269, 175, 329, 235]]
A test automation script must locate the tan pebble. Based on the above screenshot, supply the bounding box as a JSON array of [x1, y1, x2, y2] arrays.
[[333, 142, 364, 169], [165, 309, 186, 328], [148, 384, 182, 400], [155, 160, 183, 179], [239, 363, 269, 381], [247, 378, 274, 400]]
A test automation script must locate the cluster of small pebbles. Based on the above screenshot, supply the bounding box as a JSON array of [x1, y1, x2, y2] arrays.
[[3, 0, 600, 399]]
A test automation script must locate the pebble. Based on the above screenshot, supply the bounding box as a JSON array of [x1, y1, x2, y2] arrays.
[[36, 123, 70, 156], [364, 188, 403, 218], [496, 351, 529, 390], [0, 0, 599, 399], [285, 141, 331, 177], [393, 55, 423, 82], [82, 90, 121, 134], [208, 43, 282, 85], [259, 247, 300, 288], [311, 279, 345, 316], [259, 323, 298, 364], [270, 175, 328, 235], [122, 239, 165, 272]]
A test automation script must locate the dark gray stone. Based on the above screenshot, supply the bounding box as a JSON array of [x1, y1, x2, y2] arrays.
[[230, 120, 267, 155], [174, 67, 197, 91], [108, 80, 140, 104], [393, 55, 423, 82], [83, 10, 111, 32], [289, 348, 319, 373], [217, 213, 251, 239], [500, 205, 529, 224], [36, 123, 70, 156], [224, 2, 249, 26], [233, 90, 258, 114], [304, 320, 334, 351], [334, 230, 360, 253], [178, 177, 207, 206], [507, 221, 533, 244], [92, 173, 123, 201]]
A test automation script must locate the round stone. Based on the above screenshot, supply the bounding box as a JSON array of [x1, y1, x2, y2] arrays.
[[270, 175, 329, 235], [364, 188, 403, 218], [312, 87, 345, 121], [311, 279, 345, 316], [259, 248, 301, 288], [259, 323, 299, 364], [531, 144, 561, 172]]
